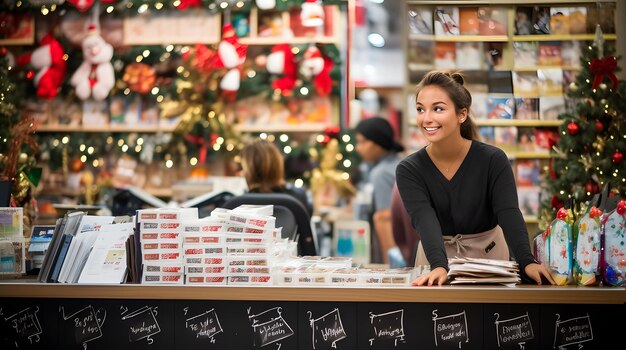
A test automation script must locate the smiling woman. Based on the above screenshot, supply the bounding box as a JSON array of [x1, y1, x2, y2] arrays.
[[396, 70, 555, 287]]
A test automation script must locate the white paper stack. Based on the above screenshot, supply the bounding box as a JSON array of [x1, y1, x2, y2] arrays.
[[225, 205, 276, 286], [138, 208, 198, 284], [447, 257, 520, 286]]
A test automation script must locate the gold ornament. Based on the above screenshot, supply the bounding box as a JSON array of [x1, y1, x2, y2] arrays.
[[568, 82, 578, 92], [18, 152, 28, 163], [599, 83, 607, 90], [579, 154, 594, 171]]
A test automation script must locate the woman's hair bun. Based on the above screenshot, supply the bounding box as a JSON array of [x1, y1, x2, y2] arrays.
[[450, 72, 465, 86]]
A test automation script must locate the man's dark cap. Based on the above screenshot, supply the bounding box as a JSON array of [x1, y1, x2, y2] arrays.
[[354, 117, 405, 152]]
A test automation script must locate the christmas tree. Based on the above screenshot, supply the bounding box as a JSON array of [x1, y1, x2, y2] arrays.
[[540, 26, 626, 227]]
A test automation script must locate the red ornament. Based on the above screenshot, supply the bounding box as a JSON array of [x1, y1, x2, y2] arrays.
[[612, 150, 623, 164], [595, 121, 604, 133], [0, 47, 6, 57], [584, 181, 599, 194], [550, 194, 563, 209], [25, 70, 34, 80], [324, 126, 340, 139], [589, 206, 602, 219], [556, 207, 568, 221], [617, 200, 626, 215], [567, 122, 580, 135]]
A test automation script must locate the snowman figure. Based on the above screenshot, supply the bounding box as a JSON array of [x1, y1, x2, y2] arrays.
[[70, 25, 115, 101]]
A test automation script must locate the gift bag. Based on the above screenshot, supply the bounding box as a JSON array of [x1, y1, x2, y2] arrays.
[[600, 200, 626, 286], [547, 208, 574, 285], [572, 205, 602, 285]]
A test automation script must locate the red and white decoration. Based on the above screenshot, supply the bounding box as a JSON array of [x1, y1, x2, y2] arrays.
[[266, 44, 297, 95], [301, 0, 325, 27], [214, 24, 247, 101], [300, 46, 333, 96], [17, 34, 66, 100], [70, 25, 115, 101]]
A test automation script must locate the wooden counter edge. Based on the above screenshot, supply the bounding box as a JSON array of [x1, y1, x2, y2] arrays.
[[0, 284, 624, 304]]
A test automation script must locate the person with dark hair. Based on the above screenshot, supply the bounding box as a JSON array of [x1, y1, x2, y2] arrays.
[[396, 71, 555, 286], [354, 117, 406, 267], [241, 139, 311, 214]]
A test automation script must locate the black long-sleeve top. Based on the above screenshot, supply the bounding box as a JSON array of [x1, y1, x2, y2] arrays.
[[395, 140, 536, 272]]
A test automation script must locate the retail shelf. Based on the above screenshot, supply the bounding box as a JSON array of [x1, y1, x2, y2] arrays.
[[509, 151, 552, 159], [512, 34, 617, 42], [513, 66, 581, 72], [234, 123, 330, 133], [35, 124, 177, 133], [435, 35, 509, 42], [239, 37, 338, 45], [408, 120, 563, 127]]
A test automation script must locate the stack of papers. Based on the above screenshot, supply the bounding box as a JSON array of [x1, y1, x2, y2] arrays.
[[447, 257, 520, 286]]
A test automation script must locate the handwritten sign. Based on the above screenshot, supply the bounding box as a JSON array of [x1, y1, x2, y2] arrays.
[[368, 309, 405, 346], [184, 308, 223, 343], [432, 310, 469, 348], [60, 305, 106, 348], [494, 312, 533, 348], [1, 306, 42, 345], [120, 305, 161, 344], [553, 313, 593, 348], [308, 308, 347, 349], [248, 306, 294, 348]]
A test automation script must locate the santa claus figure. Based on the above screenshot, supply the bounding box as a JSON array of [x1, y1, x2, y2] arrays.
[[17, 34, 66, 100], [70, 25, 115, 101], [300, 45, 333, 96], [266, 44, 296, 95], [301, 0, 325, 27], [214, 24, 247, 101]]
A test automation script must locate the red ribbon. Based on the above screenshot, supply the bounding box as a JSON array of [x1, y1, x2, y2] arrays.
[[589, 56, 618, 89], [185, 134, 210, 163]]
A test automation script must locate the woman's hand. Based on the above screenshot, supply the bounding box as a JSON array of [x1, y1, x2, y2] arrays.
[[524, 263, 556, 285], [412, 267, 448, 286]]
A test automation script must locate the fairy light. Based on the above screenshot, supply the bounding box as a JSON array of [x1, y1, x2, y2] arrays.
[[279, 134, 289, 142], [208, 111, 216, 118], [155, 2, 164, 10], [62, 136, 69, 144], [52, 139, 60, 147], [106, 6, 114, 13], [260, 133, 268, 140], [247, 70, 256, 78], [80, 144, 86, 152], [226, 144, 235, 152], [41, 6, 49, 15], [190, 157, 198, 166], [138, 4, 148, 13], [283, 146, 292, 154], [156, 95, 164, 102], [343, 159, 352, 168], [173, 1, 181, 7], [135, 55, 143, 62], [267, 134, 275, 142], [166, 160, 174, 168], [220, 2, 228, 9], [342, 134, 350, 143], [346, 144, 354, 152], [117, 139, 124, 147], [300, 87, 309, 95], [294, 179, 304, 188], [106, 137, 113, 144], [80, 155, 87, 163], [236, 2, 245, 8], [166, 45, 174, 52], [92, 159, 99, 167], [122, 145, 129, 152], [151, 87, 159, 95], [143, 50, 150, 57], [316, 135, 325, 143], [341, 172, 350, 180], [135, 145, 141, 152], [291, 47, 300, 54], [213, 144, 221, 151]]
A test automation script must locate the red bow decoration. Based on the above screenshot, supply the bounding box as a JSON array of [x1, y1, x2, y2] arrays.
[[182, 44, 217, 74], [589, 56, 618, 89], [313, 56, 333, 97], [185, 133, 217, 163]]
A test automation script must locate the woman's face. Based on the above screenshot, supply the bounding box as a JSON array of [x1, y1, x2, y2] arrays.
[[415, 85, 466, 144]]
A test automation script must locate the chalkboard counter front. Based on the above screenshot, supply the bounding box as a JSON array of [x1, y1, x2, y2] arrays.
[[1, 283, 624, 350]]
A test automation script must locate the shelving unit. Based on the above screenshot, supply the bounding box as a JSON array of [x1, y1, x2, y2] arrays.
[[403, 0, 617, 227]]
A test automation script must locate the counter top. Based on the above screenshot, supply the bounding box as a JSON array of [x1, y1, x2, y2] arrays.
[[0, 282, 624, 304]]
